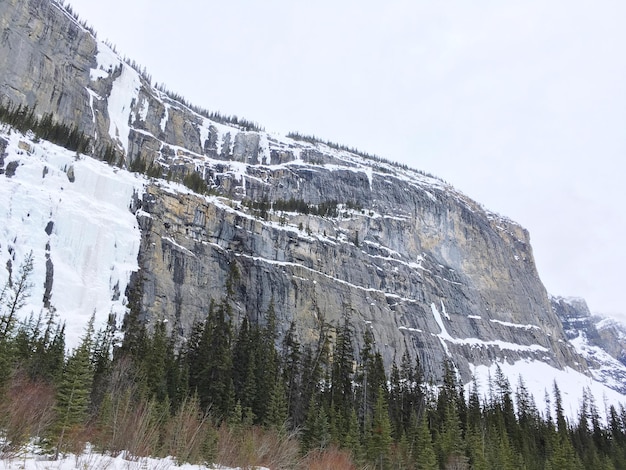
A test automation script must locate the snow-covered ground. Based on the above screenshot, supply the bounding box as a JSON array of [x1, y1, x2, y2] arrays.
[[0, 447, 266, 470], [0, 129, 145, 350]]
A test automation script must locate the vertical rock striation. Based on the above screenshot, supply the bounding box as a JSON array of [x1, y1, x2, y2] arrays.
[[0, 0, 597, 382]]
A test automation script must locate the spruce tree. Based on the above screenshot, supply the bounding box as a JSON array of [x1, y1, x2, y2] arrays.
[[264, 376, 288, 430], [547, 430, 583, 470], [1, 252, 33, 338], [343, 407, 362, 459], [252, 303, 280, 423], [329, 315, 354, 438], [191, 301, 234, 419], [302, 394, 330, 452], [29, 312, 66, 383], [143, 319, 170, 403], [281, 320, 302, 423], [0, 253, 35, 388], [414, 413, 438, 470], [52, 317, 95, 456], [367, 386, 392, 469]]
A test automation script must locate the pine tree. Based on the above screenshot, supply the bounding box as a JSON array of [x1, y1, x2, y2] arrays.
[[189, 301, 234, 419], [329, 314, 354, 438], [388, 359, 404, 440], [143, 319, 171, 403], [281, 320, 302, 424], [343, 407, 362, 459], [1, 252, 34, 338], [0, 253, 35, 388], [264, 376, 288, 430], [252, 303, 280, 424], [414, 413, 438, 470], [29, 312, 66, 383], [233, 316, 252, 400], [302, 394, 330, 452], [435, 361, 467, 468], [367, 386, 392, 469], [553, 381, 568, 436], [547, 430, 583, 470], [400, 348, 424, 435], [52, 316, 95, 456], [465, 426, 488, 470]]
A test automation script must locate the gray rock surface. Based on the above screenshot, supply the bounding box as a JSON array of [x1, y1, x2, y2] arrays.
[[0, 0, 599, 383], [0, 136, 7, 172], [552, 296, 626, 393]]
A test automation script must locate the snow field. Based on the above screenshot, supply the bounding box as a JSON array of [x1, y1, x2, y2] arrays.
[[0, 130, 145, 350], [0, 447, 266, 470], [469, 358, 626, 422]]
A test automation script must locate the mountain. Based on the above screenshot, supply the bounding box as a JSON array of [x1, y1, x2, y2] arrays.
[[552, 296, 626, 395], [0, 0, 624, 412]]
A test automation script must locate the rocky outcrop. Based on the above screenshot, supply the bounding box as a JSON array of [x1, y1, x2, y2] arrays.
[[0, 0, 98, 135], [0, 0, 593, 382], [132, 161, 581, 380], [552, 296, 626, 393], [0, 136, 7, 173]]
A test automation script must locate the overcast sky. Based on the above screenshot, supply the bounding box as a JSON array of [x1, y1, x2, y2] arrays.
[[68, 0, 626, 319]]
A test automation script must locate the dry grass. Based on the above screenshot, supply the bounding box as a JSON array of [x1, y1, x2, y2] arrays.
[[303, 446, 360, 470], [216, 423, 302, 469], [161, 396, 214, 465]]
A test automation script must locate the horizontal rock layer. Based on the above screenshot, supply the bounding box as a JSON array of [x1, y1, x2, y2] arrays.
[[0, 0, 595, 381]]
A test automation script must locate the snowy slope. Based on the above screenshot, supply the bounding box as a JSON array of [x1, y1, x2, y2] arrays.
[[469, 359, 625, 421], [0, 128, 145, 349]]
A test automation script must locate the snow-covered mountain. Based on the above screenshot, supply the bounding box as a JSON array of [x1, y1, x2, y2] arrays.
[[0, 0, 625, 418], [552, 296, 626, 395]]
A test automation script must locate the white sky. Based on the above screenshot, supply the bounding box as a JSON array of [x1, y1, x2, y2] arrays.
[[67, 0, 626, 319]]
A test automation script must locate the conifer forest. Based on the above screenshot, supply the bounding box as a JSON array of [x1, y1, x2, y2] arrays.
[[1, 255, 625, 469]]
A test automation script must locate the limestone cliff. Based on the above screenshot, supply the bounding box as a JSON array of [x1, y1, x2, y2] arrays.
[[0, 0, 595, 382]]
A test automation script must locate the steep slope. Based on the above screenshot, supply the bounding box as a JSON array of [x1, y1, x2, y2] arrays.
[[0, 130, 144, 348], [0, 0, 621, 396], [553, 296, 626, 394]]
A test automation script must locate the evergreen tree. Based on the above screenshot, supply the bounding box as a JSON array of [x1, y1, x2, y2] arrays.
[[300, 317, 331, 425], [329, 314, 354, 438], [29, 312, 66, 383], [414, 412, 438, 470], [1, 251, 34, 338], [465, 426, 488, 470], [547, 429, 583, 470], [367, 386, 392, 469], [494, 365, 517, 440], [0, 253, 35, 388], [553, 381, 568, 436], [143, 319, 171, 403], [302, 394, 331, 452], [189, 301, 234, 419], [343, 407, 362, 459], [264, 375, 288, 430], [52, 316, 95, 456], [400, 348, 424, 435], [232, 315, 252, 403], [281, 320, 302, 424], [388, 359, 404, 440], [252, 303, 280, 424]]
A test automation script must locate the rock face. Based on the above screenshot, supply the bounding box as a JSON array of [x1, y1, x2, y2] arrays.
[[0, 0, 603, 382], [552, 296, 626, 393]]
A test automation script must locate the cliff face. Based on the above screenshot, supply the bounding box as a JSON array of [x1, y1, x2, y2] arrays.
[[552, 296, 626, 393], [135, 164, 580, 381], [0, 0, 591, 381]]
